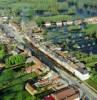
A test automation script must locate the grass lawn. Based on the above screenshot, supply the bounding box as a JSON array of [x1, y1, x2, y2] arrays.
[[83, 24, 97, 34], [68, 25, 81, 31], [86, 75, 97, 90]]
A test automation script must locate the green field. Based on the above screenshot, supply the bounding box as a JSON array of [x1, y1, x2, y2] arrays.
[[86, 74, 97, 90]]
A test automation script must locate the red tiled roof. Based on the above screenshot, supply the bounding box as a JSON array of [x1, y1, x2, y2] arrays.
[[44, 95, 55, 100], [52, 86, 80, 100]]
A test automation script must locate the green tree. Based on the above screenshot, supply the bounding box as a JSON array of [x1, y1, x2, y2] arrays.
[[0, 70, 14, 83], [0, 44, 6, 60], [5, 54, 26, 67]]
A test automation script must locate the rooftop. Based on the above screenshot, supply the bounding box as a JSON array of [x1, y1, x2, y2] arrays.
[[51, 85, 80, 100], [77, 67, 89, 74]]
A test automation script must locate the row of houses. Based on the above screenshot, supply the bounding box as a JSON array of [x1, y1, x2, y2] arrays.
[[53, 50, 90, 81], [25, 70, 80, 100], [44, 85, 80, 100], [44, 16, 97, 28], [25, 82, 80, 100]]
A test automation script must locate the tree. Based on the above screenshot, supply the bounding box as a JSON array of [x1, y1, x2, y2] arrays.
[[0, 44, 6, 60], [5, 54, 26, 67], [0, 49, 5, 60], [0, 70, 14, 83]]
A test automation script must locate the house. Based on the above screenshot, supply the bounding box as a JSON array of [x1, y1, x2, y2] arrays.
[[56, 22, 63, 27], [17, 44, 24, 51], [74, 20, 82, 25], [62, 21, 67, 26], [26, 57, 33, 63], [55, 50, 90, 81], [44, 22, 52, 28], [44, 85, 80, 100], [25, 83, 37, 95], [74, 67, 90, 81], [12, 48, 21, 55], [25, 56, 42, 74], [0, 16, 8, 23], [84, 17, 97, 24], [66, 21, 73, 25], [2, 17, 8, 22]]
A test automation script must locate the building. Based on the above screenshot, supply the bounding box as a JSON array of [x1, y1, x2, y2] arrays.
[[25, 56, 43, 74], [44, 22, 52, 28], [56, 22, 63, 27], [62, 21, 67, 26], [74, 20, 82, 25], [44, 85, 80, 100], [84, 16, 97, 24], [56, 51, 90, 81], [44, 95, 55, 100], [74, 67, 90, 81], [66, 21, 73, 25], [0, 16, 8, 23], [25, 83, 37, 95]]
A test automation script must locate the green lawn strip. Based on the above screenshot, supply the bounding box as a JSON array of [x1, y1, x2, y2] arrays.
[[85, 61, 97, 68], [86, 78, 97, 90], [83, 24, 97, 34], [68, 25, 81, 31]]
